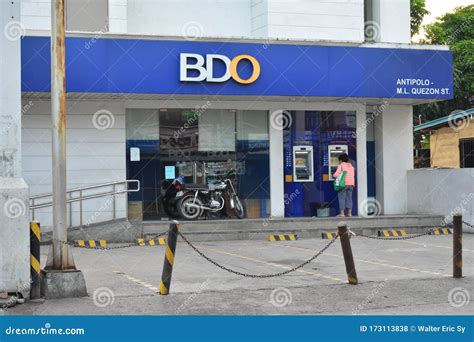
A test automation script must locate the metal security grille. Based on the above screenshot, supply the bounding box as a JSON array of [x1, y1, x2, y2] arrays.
[[460, 138, 474, 168]]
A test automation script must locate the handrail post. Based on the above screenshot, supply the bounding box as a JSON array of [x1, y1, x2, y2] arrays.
[[79, 189, 83, 227], [68, 192, 72, 228], [31, 198, 35, 221], [112, 184, 116, 220], [337, 222, 358, 285], [453, 214, 463, 278]]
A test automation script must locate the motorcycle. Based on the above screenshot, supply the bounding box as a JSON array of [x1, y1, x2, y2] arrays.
[[160, 176, 186, 218], [177, 175, 245, 220]]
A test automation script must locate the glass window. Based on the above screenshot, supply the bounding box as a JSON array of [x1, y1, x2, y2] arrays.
[[284, 110, 357, 217], [236, 110, 270, 218], [125, 107, 270, 220], [126, 109, 160, 220], [199, 110, 236, 152], [460, 139, 474, 168], [66, 0, 109, 32]]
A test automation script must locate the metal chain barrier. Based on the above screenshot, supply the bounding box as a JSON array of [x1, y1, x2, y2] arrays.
[[353, 229, 433, 241], [177, 231, 338, 278], [442, 220, 473, 229], [53, 229, 170, 250], [462, 220, 474, 229]]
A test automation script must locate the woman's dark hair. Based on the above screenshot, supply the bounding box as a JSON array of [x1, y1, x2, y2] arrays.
[[338, 153, 349, 162]]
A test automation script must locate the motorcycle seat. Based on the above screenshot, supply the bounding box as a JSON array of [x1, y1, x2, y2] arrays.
[[185, 183, 209, 190]]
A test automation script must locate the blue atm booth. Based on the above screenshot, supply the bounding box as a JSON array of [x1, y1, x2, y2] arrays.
[[284, 111, 357, 217]]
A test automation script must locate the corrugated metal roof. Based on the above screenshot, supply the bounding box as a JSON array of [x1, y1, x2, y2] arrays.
[[414, 108, 474, 132]]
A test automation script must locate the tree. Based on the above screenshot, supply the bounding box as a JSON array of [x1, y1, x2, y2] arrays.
[[411, 0, 430, 37], [414, 5, 474, 122]]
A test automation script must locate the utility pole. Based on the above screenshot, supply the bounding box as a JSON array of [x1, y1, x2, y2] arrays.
[[50, 0, 71, 271], [41, 0, 87, 298]]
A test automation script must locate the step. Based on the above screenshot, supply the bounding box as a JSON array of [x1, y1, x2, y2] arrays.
[[140, 215, 446, 242]]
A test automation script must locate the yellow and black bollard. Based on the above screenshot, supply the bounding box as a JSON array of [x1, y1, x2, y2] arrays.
[[159, 223, 179, 295], [337, 222, 358, 285], [30, 221, 41, 299], [453, 214, 463, 278]]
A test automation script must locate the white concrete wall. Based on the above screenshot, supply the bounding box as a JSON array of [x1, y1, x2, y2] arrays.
[[374, 104, 413, 214], [355, 106, 368, 214], [0, 0, 30, 293], [21, 0, 51, 31], [372, 0, 410, 43], [269, 110, 284, 217], [109, 0, 127, 33], [21, 0, 127, 32], [21, 0, 370, 42], [126, 0, 252, 38], [266, 0, 365, 42], [407, 169, 474, 227], [22, 100, 127, 231], [251, 0, 268, 38]]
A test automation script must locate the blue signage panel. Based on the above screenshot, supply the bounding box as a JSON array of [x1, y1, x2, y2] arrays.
[[0, 315, 472, 341], [21, 36, 453, 100]]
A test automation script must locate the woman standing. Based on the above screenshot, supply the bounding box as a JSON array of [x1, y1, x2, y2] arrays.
[[333, 153, 355, 217]]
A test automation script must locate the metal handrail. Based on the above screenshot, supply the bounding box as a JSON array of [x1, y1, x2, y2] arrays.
[[30, 180, 140, 201], [30, 180, 140, 227]]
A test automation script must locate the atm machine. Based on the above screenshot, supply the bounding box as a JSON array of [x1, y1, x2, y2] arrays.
[[292, 146, 314, 182], [328, 144, 348, 180]]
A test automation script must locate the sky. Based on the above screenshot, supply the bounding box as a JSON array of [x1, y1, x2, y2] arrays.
[[415, 0, 473, 40]]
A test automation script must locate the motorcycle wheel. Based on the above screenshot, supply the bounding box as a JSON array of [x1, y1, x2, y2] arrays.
[[178, 196, 203, 220], [232, 195, 245, 219]]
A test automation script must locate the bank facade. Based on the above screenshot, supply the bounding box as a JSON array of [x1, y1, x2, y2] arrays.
[[13, 0, 453, 228]]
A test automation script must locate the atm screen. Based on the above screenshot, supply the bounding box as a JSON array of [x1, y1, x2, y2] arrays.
[[292, 147, 314, 182], [330, 151, 344, 174]]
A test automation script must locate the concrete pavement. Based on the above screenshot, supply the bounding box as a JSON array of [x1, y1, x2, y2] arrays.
[[4, 233, 474, 315]]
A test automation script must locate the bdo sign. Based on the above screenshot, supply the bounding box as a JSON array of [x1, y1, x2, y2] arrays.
[[180, 53, 261, 84]]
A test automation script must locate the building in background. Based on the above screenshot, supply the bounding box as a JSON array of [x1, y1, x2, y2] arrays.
[[3, 0, 454, 232], [414, 109, 474, 168]]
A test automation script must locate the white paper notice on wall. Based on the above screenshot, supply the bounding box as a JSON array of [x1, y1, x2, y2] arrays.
[[130, 147, 140, 161]]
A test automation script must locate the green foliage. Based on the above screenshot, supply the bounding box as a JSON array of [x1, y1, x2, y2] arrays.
[[411, 0, 430, 36], [415, 5, 474, 122]]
